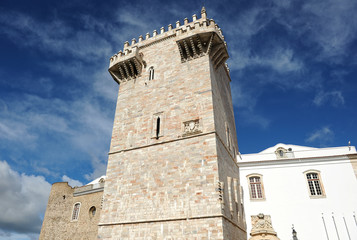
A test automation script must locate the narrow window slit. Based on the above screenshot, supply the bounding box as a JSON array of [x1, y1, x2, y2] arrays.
[[149, 67, 154, 80], [156, 117, 160, 139]]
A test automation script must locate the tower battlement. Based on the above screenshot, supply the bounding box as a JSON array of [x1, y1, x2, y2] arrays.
[[109, 7, 230, 84]]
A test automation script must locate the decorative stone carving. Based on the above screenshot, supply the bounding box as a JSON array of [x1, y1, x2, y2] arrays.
[[182, 119, 201, 136], [249, 213, 280, 240]]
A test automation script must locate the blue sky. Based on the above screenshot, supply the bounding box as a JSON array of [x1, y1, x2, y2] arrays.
[[0, 0, 356, 239]]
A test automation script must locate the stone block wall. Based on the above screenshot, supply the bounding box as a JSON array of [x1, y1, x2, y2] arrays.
[[39, 182, 103, 240], [99, 13, 246, 238]]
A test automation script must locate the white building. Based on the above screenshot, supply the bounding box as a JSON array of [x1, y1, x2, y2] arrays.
[[238, 143, 357, 240]]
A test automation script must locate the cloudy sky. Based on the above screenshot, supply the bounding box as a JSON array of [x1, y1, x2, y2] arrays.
[[0, 0, 356, 239]]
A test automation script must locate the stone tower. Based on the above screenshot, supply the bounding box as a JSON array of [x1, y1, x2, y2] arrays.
[[98, 8, 246, 239]]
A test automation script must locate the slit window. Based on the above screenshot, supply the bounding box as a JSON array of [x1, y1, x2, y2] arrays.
[[156, 117, 160, 139], [149, 67, 154, 80], [152, 112, 164, 139]]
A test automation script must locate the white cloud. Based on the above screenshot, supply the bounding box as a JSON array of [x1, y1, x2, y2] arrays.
[[301, 0, 357, 61], [0, 231, 38, 240], [306, 126, 334, 144], [61, 175, 83, 187], [0, 11, 113, 61], [0, 161, 51, 237], [84, 155, 107, 182], [0, 91, 113, 185], [234, 47, 304, 73], [240, 110, 271, 129], [313, 91, 345, 107]]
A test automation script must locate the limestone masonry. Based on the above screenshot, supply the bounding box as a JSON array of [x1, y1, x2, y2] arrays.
[[40, 7, 247, 239]]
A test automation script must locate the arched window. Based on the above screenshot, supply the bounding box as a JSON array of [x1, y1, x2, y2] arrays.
[[149, 67, 154, 80], [304, 170, 325, 197], [247, 174, 265, 200], [89, 206, 96, 218], [72, 203, 81, 221], [275, 147, 287, 159]]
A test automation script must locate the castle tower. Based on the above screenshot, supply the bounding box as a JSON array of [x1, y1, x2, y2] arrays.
[[98, 8, 247, 239]]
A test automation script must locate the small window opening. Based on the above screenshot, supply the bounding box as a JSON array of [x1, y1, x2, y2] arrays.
[[149, 67, 154, 80], [89, 206, 96, 217], [72, 203, 81, 221], [156, 117, 160, 139], [279, 150, 284, 157], [249, 176, 263, 199]]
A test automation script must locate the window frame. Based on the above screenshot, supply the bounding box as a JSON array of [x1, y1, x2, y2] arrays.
[[246, 174, 266, 201], [71, 202, 81, 221], [303, 170, 326, 198]]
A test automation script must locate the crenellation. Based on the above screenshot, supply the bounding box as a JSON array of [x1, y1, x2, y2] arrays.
[[176, 27, 183, 35], [109, 8, 228, 72], [131, 38, 136, 45], [225, 63, 230, 73], [202, 19, 208, 29], [218, 28, 223, 38], [124, 48, 129, 55], [201, 6, 207, 19], [124, 41, 129, 48]]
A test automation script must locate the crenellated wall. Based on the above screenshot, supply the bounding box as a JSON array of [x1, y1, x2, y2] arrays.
[[108, 7, 230, 84]]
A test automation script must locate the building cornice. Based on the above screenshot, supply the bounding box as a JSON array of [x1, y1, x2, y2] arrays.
[[238, 154, 352, 168]]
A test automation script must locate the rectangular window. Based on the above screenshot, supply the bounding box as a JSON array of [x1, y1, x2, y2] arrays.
[[306, 172, 324, 196], [248, 175, 265, 200], [226, 122, 231, 151], [72, 203, 81, 221]]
